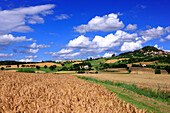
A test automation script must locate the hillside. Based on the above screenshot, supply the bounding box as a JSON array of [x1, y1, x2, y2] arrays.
[[118, 46, 169, 57]]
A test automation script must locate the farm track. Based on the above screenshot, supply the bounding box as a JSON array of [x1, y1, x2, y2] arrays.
[[0, 72, 146, 112]]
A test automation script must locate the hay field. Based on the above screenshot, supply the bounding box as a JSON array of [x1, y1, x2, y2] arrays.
[[0, 72, 146, 112], [0, 62, 62, 69], [77, 73, 170, 91], [105, 58, 129, 63]]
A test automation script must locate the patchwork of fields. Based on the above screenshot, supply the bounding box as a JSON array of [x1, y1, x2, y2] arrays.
[[0, 72, 146, 112]]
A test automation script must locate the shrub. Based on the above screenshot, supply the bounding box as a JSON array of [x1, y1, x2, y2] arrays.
[[155, 69, 161, 74], [1, 67, 5, 71], [17, 68, 35, 73], [36, 66, 40, 70]]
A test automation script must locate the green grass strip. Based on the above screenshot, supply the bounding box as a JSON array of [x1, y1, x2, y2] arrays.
[[76, 76, 170, 104], [76, 76, 170, 113]]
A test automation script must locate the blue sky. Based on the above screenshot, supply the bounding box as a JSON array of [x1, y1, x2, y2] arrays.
[[0, 0, 169, 62]]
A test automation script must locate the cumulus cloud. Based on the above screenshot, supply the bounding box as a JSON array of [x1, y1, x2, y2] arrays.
[[0, 34, 33, 45], [165, 35, 170, 40], [48, 30, 140, 60], [0, 4, 55, 34], [45, 25, 170, 60], [120, 41, 142, 52], [19, 58, 33, 62], [13, 49, 39, 54], [0, 53, 13, 57], [74, 13, 124, 33], [125, 24, 137, 31], [140, 26, 166, 41], [165, 26, 170, 33], [67, 35, 91, 48], [20, 43, 50, 49], [55, 14, 70, 20], [103, 53, 113, 58], [25, 55, 37, 59]]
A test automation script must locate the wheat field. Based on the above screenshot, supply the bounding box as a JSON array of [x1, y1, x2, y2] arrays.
[[0, 72, 146, 112]]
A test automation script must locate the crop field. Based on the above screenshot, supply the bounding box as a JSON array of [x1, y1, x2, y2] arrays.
[[0, 72, 146, 112], [77, 73, 170, 91], [0, 62, 62, 69], [105, 58, 129, 63]]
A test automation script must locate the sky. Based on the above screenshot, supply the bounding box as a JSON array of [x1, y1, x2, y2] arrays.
[[0, 0, 169, 62]]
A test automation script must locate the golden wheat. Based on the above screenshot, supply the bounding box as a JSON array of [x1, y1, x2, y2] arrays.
[[0, 72, 146, 112]]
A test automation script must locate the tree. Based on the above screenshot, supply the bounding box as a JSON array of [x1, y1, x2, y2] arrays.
[[90, 57, 93, 61], [17, 64, 19, 68], [49, 66, 55, 71], [112, 54, 115, 57], [1, 67, 5, 71], [36, 66, 40, 70], [165, 66, 170, 74], [53, 65, 57, 68], [44, 65, 47, 69]]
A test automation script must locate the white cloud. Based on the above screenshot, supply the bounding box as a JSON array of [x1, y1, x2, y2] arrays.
[[55, 14, 70, 20], [57, 48, 73, 54], [48, 30, 140, 60], [74, 13, 124, 33], [20, 43, 50, 49], [0, 34, 33, 45], [121, 41, 142, 52], [165, 35, 170, 40], [125, 24, 137, 31], [25, 55, 37, 59], [136, 5, 146, 9], [165, 26, 170, 33], [140, 26, 166, 41], [13, 49, 39, 54], [19, 58, 33, 62], [27, 15, 44, 24], [159, 38, 165, 42], [154, 44, 158, 48], [103, 53, 113, 58], [67, 35, 91, 48], [154, 44, 163, 50], [0, 4, 55, 34], [0, 53, 13, 57]]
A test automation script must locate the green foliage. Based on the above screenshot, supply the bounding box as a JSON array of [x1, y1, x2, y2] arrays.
[[44, 65, 47, 69], [36, 66, 40, 70], [49, 66, 55, 71], [165, 66, 170, 74], [77, 70, 85, 73], [1, 67, 5, 70], [155, 69, 161, 74], [53, 65, 57, 68], [17, 68, 35, 73]]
